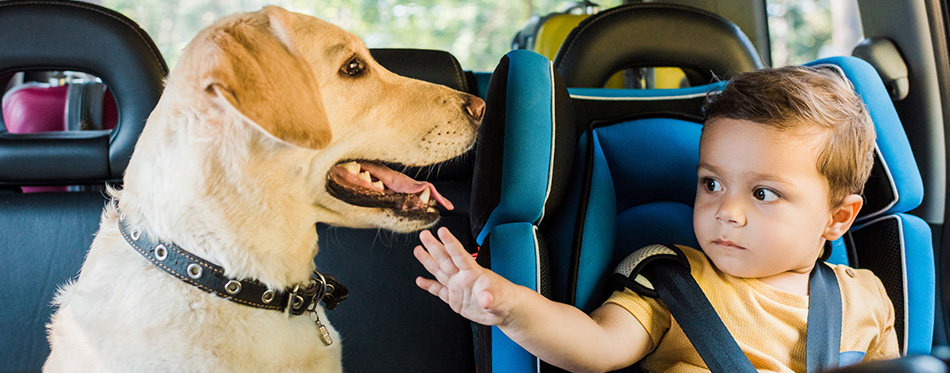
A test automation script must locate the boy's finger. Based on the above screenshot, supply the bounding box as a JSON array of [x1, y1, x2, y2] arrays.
[[420, 229, 459, 276], [416, 276, 445, 298], [417, 277, 452, 305], [413, 246, 452, 285], [437, 227, 474, 271]]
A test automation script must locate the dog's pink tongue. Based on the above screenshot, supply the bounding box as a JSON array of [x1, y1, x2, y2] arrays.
[[361, 163, 454, 211]]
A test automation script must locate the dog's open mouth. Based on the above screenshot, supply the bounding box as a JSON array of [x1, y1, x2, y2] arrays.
[[326, 160, 453, 221]]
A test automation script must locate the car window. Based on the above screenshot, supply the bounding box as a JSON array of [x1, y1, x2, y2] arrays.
[[94, 0, 621, 71], [767, 0, 864, 66]]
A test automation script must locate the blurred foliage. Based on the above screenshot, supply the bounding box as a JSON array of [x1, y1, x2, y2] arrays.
[[92, 0, 619, 71], [767, 0, 860, 66], [89, 0, 853, 71]]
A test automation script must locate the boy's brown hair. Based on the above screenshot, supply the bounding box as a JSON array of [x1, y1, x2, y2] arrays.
[[702, 66, 876, 206]]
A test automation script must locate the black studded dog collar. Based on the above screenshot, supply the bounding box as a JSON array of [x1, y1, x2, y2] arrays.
[[117, 213, 348, 315]]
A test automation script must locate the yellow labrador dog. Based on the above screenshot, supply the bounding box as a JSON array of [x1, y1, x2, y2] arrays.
[[44, 6, 483, 372]]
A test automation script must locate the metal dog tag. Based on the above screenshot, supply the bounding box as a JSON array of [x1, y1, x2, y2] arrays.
[[307, 271, 333, 346], [310, 310, 333, 346]]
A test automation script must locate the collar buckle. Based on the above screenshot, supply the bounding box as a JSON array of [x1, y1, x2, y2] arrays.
[[284, 283, 305, 317]]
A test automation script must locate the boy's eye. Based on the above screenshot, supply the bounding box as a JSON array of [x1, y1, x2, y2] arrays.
[[753, 187, 779, 202], [703, 178, 722, 192]]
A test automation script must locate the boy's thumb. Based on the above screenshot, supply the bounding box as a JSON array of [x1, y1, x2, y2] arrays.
[[477, 290, 494, 310]]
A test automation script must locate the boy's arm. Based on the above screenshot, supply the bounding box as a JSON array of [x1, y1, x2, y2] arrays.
[[414, 227, 653, 372]]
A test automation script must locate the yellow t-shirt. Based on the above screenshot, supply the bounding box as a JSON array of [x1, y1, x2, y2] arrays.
[[606, 246, 899, 372]]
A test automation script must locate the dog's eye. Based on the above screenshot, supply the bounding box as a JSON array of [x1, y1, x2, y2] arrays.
[[340, 57, 365, 77]]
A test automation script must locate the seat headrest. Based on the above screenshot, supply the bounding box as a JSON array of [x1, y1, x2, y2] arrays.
[[553, 3, 765, 88], [0, 0, 166, 185], [371, 49, 469, 93]]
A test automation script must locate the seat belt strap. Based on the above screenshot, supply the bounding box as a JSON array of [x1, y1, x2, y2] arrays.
[[615, 244, 842, 372], [641, 258, 758, 373], [807, 261, 842, 371]]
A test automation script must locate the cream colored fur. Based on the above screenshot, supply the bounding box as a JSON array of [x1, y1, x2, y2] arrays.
[[44, 6, 481, 372]]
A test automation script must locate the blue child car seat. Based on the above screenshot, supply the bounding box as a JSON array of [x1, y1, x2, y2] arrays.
[[471, 49, 934, 371], [470, 4, 766, 371]]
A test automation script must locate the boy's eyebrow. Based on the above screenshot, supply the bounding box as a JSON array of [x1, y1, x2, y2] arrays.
[[696, 162, 796, 185], [696, 162, 718, 173], [748, 171, 795, 185]]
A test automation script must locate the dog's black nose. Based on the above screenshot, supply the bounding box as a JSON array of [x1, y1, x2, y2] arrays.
[[463, 95, 486, 123]]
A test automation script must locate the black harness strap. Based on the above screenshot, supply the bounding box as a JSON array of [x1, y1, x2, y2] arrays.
[[641, 256, 757, 373], [807, 260, 842, 371], [618, 244, 842, 372]]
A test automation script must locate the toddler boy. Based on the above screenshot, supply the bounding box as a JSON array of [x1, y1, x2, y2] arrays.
[[414, 66, 899, 372]]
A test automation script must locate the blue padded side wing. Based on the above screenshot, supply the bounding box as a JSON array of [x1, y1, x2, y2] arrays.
[[573, 131, 618, 311], [808, 56, 932, 355], [851, 213, 934, 355], [543, 134, 590, 304], [895, 213, 934, 355], [475, 50, 556, 245], [488, 222, 543, 372]]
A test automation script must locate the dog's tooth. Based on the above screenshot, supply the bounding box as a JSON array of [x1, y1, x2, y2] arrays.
[[428, 198, 436, 207], [343, 161, 360, 174], [373, 180, 384, 190], [419, 188, 430, 204], [358, 171, 371, 183]]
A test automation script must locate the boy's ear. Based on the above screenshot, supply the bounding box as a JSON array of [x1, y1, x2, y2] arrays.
[[823, 194, 864, 240]]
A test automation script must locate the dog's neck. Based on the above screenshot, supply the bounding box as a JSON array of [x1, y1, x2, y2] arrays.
[[120, 100, 323, 288]]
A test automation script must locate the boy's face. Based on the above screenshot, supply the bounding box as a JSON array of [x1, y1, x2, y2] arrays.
[[693, 118, 836, 280]]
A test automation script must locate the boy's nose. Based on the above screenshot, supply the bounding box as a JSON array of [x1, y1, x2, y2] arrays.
[[715, 196, 747, 226]]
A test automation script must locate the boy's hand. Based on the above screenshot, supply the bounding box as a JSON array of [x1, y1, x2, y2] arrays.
[[414, 227, 516, 326], [415, 228, 653, 372]]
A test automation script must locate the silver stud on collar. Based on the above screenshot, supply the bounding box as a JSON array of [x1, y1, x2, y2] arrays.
[[225, 280, 242, 295], [262, 290, 276, 304], [130, 228, 141, 241], [186, 263, 203, 279], [154, 244, 168, 261], [119, 213, 126, 222]]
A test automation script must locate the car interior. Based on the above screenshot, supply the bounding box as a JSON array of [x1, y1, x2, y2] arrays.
[[2, 0, 950, 372]]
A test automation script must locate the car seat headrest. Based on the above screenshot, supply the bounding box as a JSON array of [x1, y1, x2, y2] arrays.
[[553, 3, 765, 88], [371, 49, 469, 93], [0, 0, 166, 186]]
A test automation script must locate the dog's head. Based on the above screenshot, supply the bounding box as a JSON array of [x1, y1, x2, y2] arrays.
[[164, 7, 483, 233]]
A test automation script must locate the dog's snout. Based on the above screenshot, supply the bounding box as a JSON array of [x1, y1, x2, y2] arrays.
[[463, 95, 486, 123]]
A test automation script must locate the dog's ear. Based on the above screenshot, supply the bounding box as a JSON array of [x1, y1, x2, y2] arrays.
[[200, 11, 331, 149]]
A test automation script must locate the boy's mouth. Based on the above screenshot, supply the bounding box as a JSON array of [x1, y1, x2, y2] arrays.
[[713, 239, 746, 250]]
